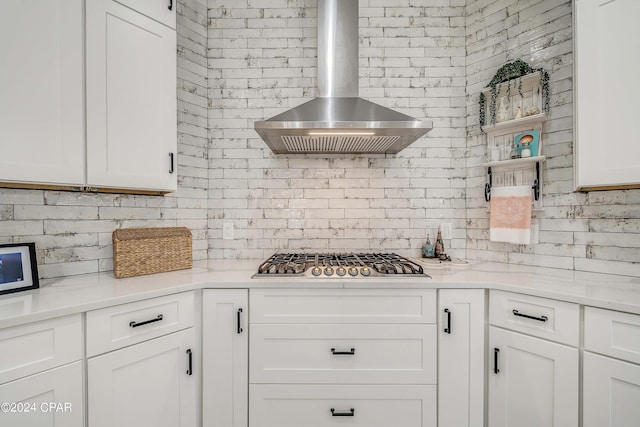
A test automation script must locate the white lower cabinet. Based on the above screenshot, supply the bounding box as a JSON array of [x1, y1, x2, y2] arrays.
[[438, 289, 485, 427], [249, 288, 437, 427], [202, 289, 248, 427], [250, 323, 436, 385], [0, 362, 83, 427], [583, 352, 640, 427], [250, 384, 436, 427], [488, 326, 578, 427], [88, 328, 196, 427], [583, 307, 640, 427]]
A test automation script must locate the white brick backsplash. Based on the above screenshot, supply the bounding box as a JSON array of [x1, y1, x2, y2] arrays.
[[0, 0, 637, 279]]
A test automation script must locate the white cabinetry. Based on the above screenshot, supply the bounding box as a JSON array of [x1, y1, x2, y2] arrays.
[[583, 307, 640, 427], [575, 0, 640, 190], [87, 292, 196, 427], [249, 289, 437, 427], [438, 289, 485, 427], [86, 0, 177, 192], [488, 291, 579, 427], [203, 289, 248, 427], [0, 0, 84, 187], [0, 314, 83, 427]]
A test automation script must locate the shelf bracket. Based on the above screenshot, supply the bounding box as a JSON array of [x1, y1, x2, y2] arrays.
[[485, 162, 541, 203], [485, 167, 492, 202], [532, 161, 540, 201]]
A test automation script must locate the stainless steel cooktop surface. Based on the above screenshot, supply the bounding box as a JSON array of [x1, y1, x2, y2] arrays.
[[253, 253, 431, 279]]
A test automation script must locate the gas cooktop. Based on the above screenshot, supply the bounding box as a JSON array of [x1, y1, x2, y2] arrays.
[[253, 253, 431, 278]]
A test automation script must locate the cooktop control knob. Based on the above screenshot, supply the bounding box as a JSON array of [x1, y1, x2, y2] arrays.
[[336, 267, 346, 276], [348, 267, 358, 276], [360, 267, 371, 277], [324, 267, 334, 276], [311, 267, 322, 276]]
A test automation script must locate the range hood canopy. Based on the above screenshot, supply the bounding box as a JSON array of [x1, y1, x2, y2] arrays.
[[254, 0, 432, 154]]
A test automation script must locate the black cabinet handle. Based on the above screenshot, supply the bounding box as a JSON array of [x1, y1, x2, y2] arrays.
[[169, 152, 174, 174], [444, 308, 452, 334], [512, 309, 548, 322], [331, 348, 355, 355], [494, 348, 500, 374], [237, 308, 243, 334], [331, 408, 355, 417], [186, 349, 192, 375], [129, 314, 163, 328], [168, 0, 173, 11]]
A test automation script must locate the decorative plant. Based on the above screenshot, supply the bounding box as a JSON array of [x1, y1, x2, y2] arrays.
[[479, 59, 550, 127]]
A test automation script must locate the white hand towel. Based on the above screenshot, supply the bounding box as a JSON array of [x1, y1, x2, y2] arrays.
[[489, 185, 532, 244]]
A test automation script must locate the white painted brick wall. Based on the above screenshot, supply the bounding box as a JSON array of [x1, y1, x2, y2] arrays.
[[1, 0, 637, 280], [207, 0, 467, 260], [465, 0, 640, 276]]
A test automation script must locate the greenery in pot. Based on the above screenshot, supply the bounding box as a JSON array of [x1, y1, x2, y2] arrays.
[[479, 59, 550, 127]]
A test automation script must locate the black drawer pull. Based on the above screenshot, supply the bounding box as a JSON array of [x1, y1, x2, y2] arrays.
[[168, 0, 173, 11], [494, 348, 500, 374], [237, 308, 243, 334], [186, 349, 192, 375], [129, 314, 163, 328], [444, 308, 452, 334], [512, 309, 548, 322], [331, 408, 355, 417], [331, 348, 355, 355]]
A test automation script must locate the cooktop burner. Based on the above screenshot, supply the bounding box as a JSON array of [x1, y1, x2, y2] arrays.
[[253, 253, 431, 278]]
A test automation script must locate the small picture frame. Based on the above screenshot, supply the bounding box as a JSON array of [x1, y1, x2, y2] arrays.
[[0, 243, 39, 296], [514, 130, 541, 158]]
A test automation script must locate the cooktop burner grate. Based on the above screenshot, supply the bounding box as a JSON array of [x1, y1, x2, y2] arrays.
[[254, 253, 430, 278]]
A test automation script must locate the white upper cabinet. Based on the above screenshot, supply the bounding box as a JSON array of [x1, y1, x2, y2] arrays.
[[86, 0, 177, 192], [575, 0, 640, 190], [0, 0, 84, 187]]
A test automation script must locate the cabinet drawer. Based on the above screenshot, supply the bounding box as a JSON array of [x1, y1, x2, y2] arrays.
[[114, 0, 176, 29], [489, 290, 579, 346], [585, 307, 640, 364], [250, 324, 436, 384], [250, 289, 436, 324], [86, 291, 194, 356], [250, 384, 436, 427], [0, 314, 82, 385]]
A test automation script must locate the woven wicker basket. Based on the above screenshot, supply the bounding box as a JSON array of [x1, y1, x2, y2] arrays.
[[112, 227, 192, 279]]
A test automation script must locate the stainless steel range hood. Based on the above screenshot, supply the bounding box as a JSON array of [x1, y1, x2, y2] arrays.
[[254, 0, 432, 154]]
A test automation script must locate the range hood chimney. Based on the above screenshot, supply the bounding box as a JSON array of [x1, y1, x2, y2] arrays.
[[254, 0, 432, 154]]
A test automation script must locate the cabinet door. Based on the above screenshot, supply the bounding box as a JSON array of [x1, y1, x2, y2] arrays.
[[0, 362, 83, 427], [0, 0, 84, 187], [575, 0, 640, 189], [438, 290, 485, 427], [489, 326, 578, 427], [88, 328, 196, 427], [86, 0, 177, 192], [584, 352, 640, 427], [203, 290, 248, 427]]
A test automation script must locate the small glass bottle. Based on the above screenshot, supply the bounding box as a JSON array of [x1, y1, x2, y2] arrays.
[[510, 142, 519, 159]]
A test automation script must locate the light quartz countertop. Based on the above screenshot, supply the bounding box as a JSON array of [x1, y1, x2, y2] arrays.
[[1, 259, 640, 328]]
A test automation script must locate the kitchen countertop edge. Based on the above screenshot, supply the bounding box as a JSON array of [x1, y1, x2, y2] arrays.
[[1, 260, 639, 328]]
